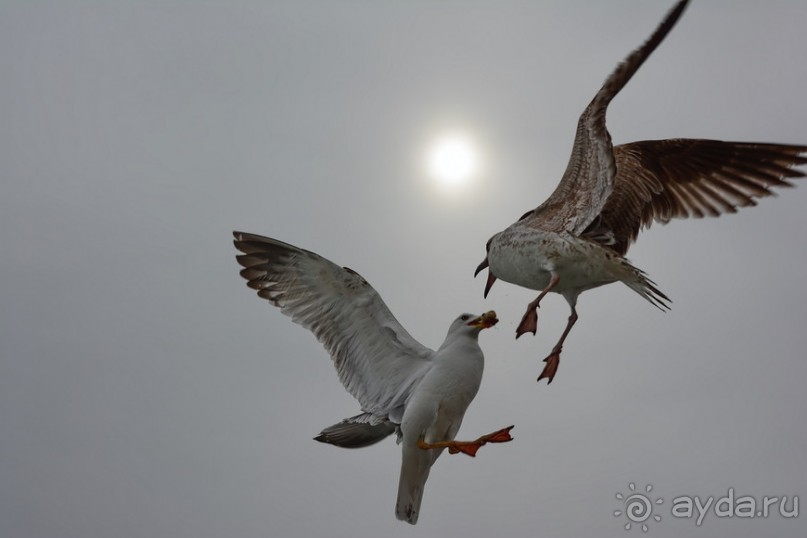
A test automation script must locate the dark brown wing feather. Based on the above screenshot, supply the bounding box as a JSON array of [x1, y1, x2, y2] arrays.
[[523, 0, 690, 235], [596, 139, 807, 254]]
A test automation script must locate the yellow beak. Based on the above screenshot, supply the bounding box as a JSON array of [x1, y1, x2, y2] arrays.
[[468, 310, 498, 329]]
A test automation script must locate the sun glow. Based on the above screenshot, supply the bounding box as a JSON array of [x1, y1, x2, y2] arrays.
[[426, 134, 479, 189]]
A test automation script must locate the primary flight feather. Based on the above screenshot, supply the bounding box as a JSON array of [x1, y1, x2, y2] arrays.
[[476, 0, 806, 384]]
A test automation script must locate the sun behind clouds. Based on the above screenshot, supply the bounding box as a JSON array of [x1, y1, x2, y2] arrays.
[[426, 133, 480, 191]]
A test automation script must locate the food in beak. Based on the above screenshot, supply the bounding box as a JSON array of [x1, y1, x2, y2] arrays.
[[468, 311, 498, 329]]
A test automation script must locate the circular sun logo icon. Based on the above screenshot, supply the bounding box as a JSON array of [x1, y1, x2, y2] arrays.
[[614, 482, 664, 532]]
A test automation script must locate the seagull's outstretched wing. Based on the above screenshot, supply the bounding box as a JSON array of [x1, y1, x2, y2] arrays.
[[522, 0, 690, 235], [233, 231, 433, 419], [599, 140, 807, 254]]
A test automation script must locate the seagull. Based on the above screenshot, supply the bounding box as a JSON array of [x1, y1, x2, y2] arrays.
[[232, 231, 513, 525], [475, 0, 807, 385]]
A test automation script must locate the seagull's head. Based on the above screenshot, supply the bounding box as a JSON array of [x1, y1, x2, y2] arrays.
[[456, 311, 498, 333]]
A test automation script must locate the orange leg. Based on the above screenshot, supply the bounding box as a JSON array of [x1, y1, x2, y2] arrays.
[[417, 426, 515, 458]]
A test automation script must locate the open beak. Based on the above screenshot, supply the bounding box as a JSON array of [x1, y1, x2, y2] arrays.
[[474, 257, 489, 277], [468, 311, 498, 329], [483, 271, 497, 299], [474, 257, 498, 299]]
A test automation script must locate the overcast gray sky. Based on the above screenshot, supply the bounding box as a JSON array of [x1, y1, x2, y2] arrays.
[[2, 1, 806, 537]]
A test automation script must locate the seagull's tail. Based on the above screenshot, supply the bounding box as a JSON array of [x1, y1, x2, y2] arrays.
[[615, 259, 671, 311], [395, 444, 438, 525]]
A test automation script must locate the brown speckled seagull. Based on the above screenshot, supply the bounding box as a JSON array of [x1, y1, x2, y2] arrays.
[[476, 0, 806, 385]]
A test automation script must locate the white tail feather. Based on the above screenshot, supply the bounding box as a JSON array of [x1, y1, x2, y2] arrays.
[[395, 445, 437, 525]]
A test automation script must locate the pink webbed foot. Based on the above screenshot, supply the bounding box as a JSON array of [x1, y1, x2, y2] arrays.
[[537, 349, 561, 385], [515, 308, 538, 339]]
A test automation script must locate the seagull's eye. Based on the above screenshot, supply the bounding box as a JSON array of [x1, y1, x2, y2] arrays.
[[461, 315, 470, 321]]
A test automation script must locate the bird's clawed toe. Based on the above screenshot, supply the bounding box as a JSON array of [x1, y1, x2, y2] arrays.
[[537, 351, 561, 384], [448, 425, 515, 457], [480, 425, 515, 444], [515, 309, 538, 339]]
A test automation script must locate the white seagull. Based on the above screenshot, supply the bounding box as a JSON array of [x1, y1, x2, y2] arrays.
[[476, 0, 806, 384], [233, 231, 512, 525]]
